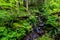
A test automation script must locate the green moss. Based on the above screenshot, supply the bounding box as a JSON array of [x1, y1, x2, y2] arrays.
[[37, 34, 53, 40]]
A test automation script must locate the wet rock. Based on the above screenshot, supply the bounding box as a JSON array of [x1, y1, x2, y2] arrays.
[[24, 32, 39, 40]]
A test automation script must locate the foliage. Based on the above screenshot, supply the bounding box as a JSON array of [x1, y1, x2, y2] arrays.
[[0, 0, 32, 40], [46, 15, 58, 27], [0, 0, 60, 40], [37, 34, 53, 40], [39, 0, 60, 37], [0, 27, 26, 40]]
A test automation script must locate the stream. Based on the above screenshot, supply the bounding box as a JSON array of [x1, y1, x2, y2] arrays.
[[23, 15, 46, 40]]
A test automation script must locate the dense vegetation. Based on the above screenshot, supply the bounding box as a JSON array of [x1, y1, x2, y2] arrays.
[[0, 0, 60, 40]]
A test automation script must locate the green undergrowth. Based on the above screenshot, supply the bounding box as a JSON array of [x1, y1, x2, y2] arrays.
[[37, 34, 54, 40], [0, 0, 60, 40]]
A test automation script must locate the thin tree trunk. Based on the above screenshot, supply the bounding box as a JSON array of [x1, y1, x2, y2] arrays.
[[58, 15, 60, 27], [15, 0, 20, 15], [26, 0, 30, 15], [10, 0, 14, 15], [26, 0, 28, 11]]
